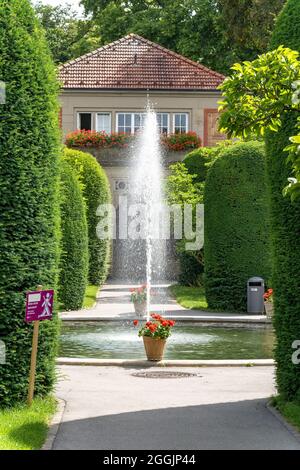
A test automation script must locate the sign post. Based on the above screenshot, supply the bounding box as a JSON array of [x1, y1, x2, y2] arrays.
[[25, 285, 54, 406]]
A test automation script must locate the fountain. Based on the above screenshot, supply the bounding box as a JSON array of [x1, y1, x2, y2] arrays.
[[124, 105, 167, 319]]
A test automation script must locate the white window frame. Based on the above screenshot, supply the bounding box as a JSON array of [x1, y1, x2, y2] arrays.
[[116, 112, 147, 134], [157, 113, 170, 134], [96, 112, 112, 134], [116, 112, 171, 134], [173, 113, 189, 133]]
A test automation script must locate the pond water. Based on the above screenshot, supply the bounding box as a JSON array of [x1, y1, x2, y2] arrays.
[[59, 322, 274, 360]]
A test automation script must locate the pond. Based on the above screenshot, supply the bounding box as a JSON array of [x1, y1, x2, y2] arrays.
[[59, 321, 274, 360]]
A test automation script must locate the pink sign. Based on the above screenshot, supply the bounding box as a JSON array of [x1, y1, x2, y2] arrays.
[[25, 290, 54, 323]]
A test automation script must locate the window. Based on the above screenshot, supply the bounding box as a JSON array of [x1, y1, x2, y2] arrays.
[[78, 113, 92, 131], [96, 113, 111, 134], [117, 113, 132, 134], [134, 113, 146, 133], [174, 113, 188, 133], [117, 113, 146, 134], [157, 113, 169, 134]]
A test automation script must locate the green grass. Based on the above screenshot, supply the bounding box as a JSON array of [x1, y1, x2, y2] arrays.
[[170, 284, 210, 310], [83, 284, 99, 308], [272, 396, 300, 432], [0, 396, 57, 450]]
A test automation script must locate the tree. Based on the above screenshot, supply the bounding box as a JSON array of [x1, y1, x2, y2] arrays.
[[34, 1, 100, 63], [80, 0, 285, 74], [218, 0, 300, 403], [219, 46, 300, 196], [0, 0, 61, 406], [266, 0, 300, 404], [218, 0, 285, 55]]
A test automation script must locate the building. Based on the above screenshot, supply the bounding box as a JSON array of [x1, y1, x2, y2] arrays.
[[58, 33, 225, 278]]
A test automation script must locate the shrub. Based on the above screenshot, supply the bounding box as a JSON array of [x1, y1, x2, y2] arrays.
[[166, 162, 204, 286], [183, 146, 220, 182], [204, 141, 271, 312], [267, 0, 300, 403], [63, 148, 111, 285], [174, 142, 232, 285], [0, 0, 61, 406], [58, 160, 89, 310], [184, 141, 238, 182]]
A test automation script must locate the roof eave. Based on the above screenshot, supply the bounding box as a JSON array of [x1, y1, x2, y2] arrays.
[[60, 87, 222, 93]]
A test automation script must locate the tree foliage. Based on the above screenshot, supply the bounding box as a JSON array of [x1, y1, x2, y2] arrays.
[[266, 0, 300, 404], [217, 0, 300, 402], [219, 46, 300, 199], [79, 0, 284, 74], [0, 0, 61, 406], [219, 0, 285, 53], [34, 1, 100, 63]]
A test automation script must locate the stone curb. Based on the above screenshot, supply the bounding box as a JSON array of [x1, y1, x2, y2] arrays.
[[266, 401, 300, 445], [41, 398, 66, 451], [59, 315, 270, 324], [56, 357, 274, 367]]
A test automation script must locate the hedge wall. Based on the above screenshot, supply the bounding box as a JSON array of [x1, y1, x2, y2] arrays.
[[0, 0, 61, 406], [183, 147, 218, 183], [58, 160, 89, 310], [267, 0, 300, 402], [177, 143, 231, 286], [63, 148, 111, 285], [204, 142, 271, 312]]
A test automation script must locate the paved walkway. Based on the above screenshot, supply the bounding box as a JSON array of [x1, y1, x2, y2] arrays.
[[53, 365, 300, 450], [60, 281, 268, 323]]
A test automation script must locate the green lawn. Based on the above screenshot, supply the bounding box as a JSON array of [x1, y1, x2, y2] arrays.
[[0, 396, 57, 450], [272, 396, 300, 432], [83, 284, 99, 308], [170, 284, 210, 310]]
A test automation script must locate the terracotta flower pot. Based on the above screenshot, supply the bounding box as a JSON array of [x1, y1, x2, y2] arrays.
[[143, 336, 167, 361], [134, 301, 147, 317], [264, 301, 273, 319]]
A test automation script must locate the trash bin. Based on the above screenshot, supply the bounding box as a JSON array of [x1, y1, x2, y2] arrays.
[[247, 277, 265, 314]]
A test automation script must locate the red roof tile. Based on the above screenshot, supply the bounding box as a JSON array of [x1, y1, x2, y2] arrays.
[[59, 34, 224, 91]]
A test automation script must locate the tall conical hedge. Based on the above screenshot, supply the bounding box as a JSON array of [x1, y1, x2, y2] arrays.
[[58, 160, 89, 310], [0, 0, 61, 406], [267, 0, 300, 403], [204, 142, 271, 312], [63, 148, 111, 285]]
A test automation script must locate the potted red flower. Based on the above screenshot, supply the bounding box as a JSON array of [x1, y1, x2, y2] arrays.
[[133, 314, 176, 361], [130, 285, 147, 317], [264, 288, 274, 318]]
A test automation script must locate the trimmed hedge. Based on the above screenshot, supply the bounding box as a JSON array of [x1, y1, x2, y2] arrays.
[[63, 148, 111, 285], [0, 0, 61, 406], [267, 0, 300, 403], [177, 143, 231, 286], [58, 160, 89, 310], [204, 142, 271, 312], [183, 147, 218, 183]]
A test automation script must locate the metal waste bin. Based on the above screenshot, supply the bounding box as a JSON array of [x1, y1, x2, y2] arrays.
[[247, 277, 265, 314]]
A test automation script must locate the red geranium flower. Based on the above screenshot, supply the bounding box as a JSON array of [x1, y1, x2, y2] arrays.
[[133, 320, 139, 326]]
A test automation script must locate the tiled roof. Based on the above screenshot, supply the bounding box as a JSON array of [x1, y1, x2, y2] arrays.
[[59, 34, 224, 91]]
